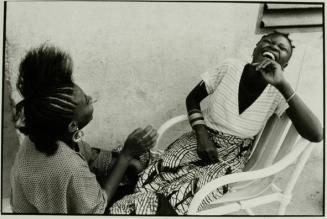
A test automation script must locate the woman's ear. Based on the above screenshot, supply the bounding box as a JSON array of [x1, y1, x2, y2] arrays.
[[68, 120, 79, 133]]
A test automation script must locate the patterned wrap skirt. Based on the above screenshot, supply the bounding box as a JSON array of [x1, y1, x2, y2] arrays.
[[109, 128, 253, 215]]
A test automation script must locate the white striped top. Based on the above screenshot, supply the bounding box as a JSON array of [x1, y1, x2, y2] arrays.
[[201, 58, 288, 139]]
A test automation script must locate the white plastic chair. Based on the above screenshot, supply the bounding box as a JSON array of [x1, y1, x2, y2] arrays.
[[150, 113, 316, 215]]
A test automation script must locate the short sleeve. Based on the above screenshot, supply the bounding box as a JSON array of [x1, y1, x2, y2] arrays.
[[200, 60, 229, 94], [274, 93, 289, 117], [67, 160, 108, 214], [78, 141, 102, 163]]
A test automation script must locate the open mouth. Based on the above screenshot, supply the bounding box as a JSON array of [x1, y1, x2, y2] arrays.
[[262, 51, 276, 61]]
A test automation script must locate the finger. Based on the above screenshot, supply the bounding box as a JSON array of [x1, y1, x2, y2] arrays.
[[142, 129, 157, 141], [130, 128, 143, 136], [143, 125, 154, 134], [134, 126, 152, 138], [261, 59, 272, 70], [255, 59, 269, 71], [143, 126, 156, 136], [142, 134, 158, 146], [256, 58, 270, 69], [143, 134, 158, 148], [148, 138, 159, 149], [139, 126, 156, 141]]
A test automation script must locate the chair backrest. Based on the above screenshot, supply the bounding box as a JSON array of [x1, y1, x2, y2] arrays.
[[244, 113, 294, 171]]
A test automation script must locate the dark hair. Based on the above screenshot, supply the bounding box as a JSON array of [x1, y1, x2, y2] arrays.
[[260, 30, 295, 56], [15, 44, 75, 155]]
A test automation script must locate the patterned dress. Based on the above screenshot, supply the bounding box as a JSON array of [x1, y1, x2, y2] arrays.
[[110, 129, 253, 215], [110, 58, 287, 215]]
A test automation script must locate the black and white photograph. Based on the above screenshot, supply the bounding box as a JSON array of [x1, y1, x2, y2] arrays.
[[1, 1, 324, 216]]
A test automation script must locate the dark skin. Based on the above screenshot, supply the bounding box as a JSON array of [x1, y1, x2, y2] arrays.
[[187, 34, 323, 164], [48, 85, 158, 208]]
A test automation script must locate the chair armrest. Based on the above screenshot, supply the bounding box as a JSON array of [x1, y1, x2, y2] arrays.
[[150, 115, 188, 155], [188, 137, 313, 215]]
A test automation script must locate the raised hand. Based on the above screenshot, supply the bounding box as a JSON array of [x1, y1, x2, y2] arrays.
[[253, 58, 285, 87], [122, 125, 158, 159]]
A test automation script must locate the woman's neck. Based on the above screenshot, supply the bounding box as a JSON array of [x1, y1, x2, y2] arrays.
[[61, 134, 79, 151]]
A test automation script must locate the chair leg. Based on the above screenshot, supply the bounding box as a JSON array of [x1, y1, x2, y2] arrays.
[[244, 208, 255, 215], [277, 194, 292, 215], [278, 202, 288, 215], [277, 142, 314, 215]]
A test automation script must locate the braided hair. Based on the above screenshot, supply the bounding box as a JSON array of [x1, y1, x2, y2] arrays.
[[15, 44, 76, 155]]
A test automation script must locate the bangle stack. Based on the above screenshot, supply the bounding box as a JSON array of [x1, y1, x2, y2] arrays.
[[188, 109, 206, 128], [286, 92, 296, 103]]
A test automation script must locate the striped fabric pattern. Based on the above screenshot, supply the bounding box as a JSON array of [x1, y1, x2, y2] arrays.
[[201, 58, 288, 139], [109, 130, 253, 215], [109, 192, 159, 215]]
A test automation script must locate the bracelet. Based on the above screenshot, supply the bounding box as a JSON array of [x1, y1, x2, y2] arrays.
[[286, 92, 296, 103], [189, 112, 204, 121], [188, 109, 202, 115], [190, 116, 205, 125], [191, 119, 206, 128]]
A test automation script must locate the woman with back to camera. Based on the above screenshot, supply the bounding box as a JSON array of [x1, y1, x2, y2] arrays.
[[10, 44, 177, 215]]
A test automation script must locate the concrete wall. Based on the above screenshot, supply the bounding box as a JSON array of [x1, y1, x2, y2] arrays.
[[5, 2, 323, 157]]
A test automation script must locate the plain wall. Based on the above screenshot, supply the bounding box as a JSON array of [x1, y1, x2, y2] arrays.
[[5, 2, 323, 158]]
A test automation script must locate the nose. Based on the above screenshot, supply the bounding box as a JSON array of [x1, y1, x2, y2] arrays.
[[88, 96, 98, 104], [269, 43, 279, 51]]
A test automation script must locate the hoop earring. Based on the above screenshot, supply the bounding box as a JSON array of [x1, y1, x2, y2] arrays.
[[68, 121, 84, 143], [72, 130, 84, 143], [68, 121, 78, 133]]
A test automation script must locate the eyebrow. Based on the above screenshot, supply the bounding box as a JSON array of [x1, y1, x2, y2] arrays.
[[278, 43, 288, 49], [263, 37, 291, 53]]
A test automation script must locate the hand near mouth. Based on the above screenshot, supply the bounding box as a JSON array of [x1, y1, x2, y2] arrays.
[[252, 58, 285, 88]]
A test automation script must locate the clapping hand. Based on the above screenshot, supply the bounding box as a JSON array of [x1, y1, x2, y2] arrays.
[[122, 125, 158, 159]]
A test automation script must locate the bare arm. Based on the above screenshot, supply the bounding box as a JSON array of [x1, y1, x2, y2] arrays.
[[276, 81, 323, 142], [186, 81, 209, 113], [103, 126, 158, 207], [103, 153, 131, 204], [256, 58, 323, 142], [186, 82, 219, 163]]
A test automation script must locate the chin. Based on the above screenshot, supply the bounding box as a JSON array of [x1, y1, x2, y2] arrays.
[[79, 119, 92, 130]]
